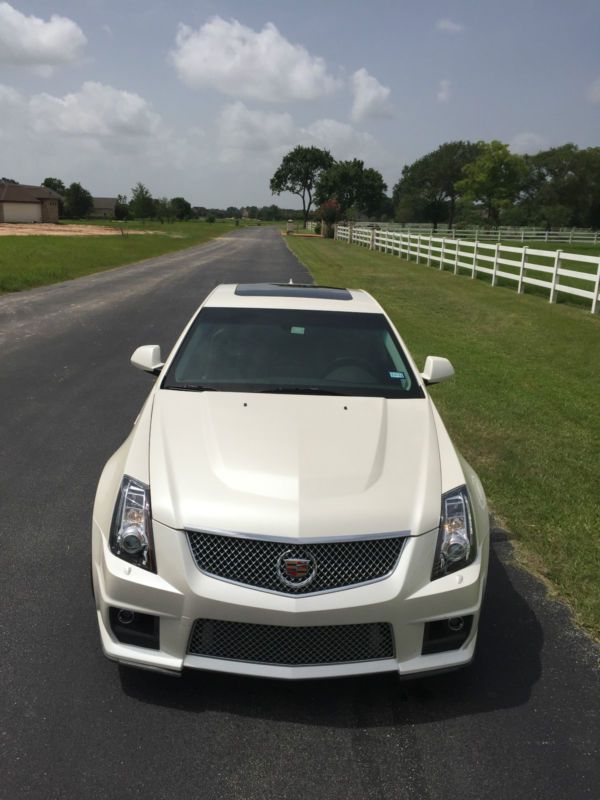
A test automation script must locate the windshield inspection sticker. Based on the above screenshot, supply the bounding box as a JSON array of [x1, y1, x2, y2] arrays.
[[389, 371, 406, 379], [290, 326, 305, 335]]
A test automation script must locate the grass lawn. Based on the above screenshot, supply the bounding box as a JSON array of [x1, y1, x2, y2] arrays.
[[287, 235, 600, 638], [0, 219, 248, 293]]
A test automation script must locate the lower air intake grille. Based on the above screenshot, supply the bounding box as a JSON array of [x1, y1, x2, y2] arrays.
[[188, 619, 394, 666]]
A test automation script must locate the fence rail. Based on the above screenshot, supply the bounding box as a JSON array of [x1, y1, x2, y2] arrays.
[[338, 224, 600, 244], [334, 225, 600, 314]]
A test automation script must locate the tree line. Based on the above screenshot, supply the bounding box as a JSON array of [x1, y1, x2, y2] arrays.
[[36, 178, 308, 223], [269, 142, 600, 230]]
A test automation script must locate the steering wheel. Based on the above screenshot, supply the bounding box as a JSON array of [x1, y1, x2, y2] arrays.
[[321, 357, 378, 380]]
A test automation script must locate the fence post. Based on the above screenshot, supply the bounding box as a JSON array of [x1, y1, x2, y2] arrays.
[[521, 229, 525, 243], [439, 238, 445, 271], [491, 243, 500, 286], [549, 249, 562, 304], [471, 241, 478, 279], [427, 235, 432, 266], [569, 229, 573, 244], [592, 260, 600, 314], [370, 227, 375, 251], [454, 240, 459, 274], [416, 235, 421, 264], [545, 230, 549, 243], [517, 246, 528, 294], [497, 229, 501, 242]]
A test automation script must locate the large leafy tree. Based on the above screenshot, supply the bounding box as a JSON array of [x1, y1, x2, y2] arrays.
[[393, 141, 482, 227], [517, 144, 600, 228], [456, 140, 527, 225], [63, 182, 93, 219], [270, 145, 334, 227], [114, 194, 129, 221], [170, 196, 192, 220], [316, 159, 387, 218], [129, 182, 155, 219]]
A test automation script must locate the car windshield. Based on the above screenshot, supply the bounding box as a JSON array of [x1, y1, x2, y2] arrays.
[[162, 307, 424, 398]]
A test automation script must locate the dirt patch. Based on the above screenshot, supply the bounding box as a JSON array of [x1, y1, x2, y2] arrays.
[[0, 223, 166, 237]]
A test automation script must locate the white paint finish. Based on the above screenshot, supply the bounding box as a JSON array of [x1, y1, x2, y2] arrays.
[[149, 391, 441, 538]]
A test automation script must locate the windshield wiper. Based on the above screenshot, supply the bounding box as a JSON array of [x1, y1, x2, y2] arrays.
[[257, 386, 347, 396], [166, 384, 220, 392]]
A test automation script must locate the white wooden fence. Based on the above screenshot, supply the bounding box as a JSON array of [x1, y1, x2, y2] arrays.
[[347, 224, 600, 244], [335, 225, 600, 314]]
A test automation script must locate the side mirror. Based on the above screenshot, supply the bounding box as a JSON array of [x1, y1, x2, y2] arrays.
[[131, 345, 164, 375], [421, 356, 454, 385]]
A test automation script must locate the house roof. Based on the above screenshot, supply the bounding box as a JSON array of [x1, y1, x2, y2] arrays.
[[0, 182, 61, 203], [92, 197, 117, 210]]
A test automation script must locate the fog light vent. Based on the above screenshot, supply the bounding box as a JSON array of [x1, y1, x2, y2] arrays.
[[109, 607, 159, 650], [422, 615, 473, 655]]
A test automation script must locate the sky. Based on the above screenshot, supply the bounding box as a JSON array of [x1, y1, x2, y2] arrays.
[[0, 0, 598, 208]]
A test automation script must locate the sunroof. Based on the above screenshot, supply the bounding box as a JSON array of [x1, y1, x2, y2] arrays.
[[235, 283, 352, 300]]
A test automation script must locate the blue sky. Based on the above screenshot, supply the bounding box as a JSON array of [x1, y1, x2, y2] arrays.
[[1, 0, 598, 207]]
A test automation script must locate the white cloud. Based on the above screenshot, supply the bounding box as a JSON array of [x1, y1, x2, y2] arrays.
[[217, 102, 296, 162], [437, 79, 452, 103], [351, 68, 392, 122], [436, 19, 464, 34], [30, 82, 161, 138], [0, 2, 86, 72], [170, 16, 340, 102], [302, 118, 376, 160], [587, 77, 600, 103], [509, 132, 547, 154]]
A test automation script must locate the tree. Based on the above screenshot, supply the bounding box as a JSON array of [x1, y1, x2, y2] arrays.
[[114, 194, 129, 221], [42, 177, 66, 216], [42, 177, 65, 195], [270, 145, 334, 228], [129, 182, 155, 219], [392, 141, 482, 227], [515, 145, 600, 228], [318, 198, 342, 237], [170, 196, 192, 221], [456, 141, 527, 225], [315, 159, 387, 218], [1, 177, 18, 183], [63, 182, 93, 219]]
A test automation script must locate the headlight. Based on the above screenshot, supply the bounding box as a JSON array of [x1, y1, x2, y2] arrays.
[[109, 476, 156, 572], [431, 486, 475, 580]]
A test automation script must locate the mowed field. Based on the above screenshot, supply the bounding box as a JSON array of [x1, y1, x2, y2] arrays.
[[286, 235, 600, 638], [0, 219, 250, 292]]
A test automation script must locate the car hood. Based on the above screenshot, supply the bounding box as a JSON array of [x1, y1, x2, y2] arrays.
[[149, 390, 443, 538]]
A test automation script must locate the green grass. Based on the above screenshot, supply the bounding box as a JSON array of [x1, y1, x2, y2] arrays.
[[0, 220, 245, 292], [287, 236, 600, 638]]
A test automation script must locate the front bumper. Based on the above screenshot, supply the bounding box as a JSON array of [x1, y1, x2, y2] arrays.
[[92, 519, 488, 679]]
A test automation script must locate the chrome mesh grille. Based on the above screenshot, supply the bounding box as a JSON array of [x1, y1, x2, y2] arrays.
[[188, 619, 394, 666], [186, 531, 405, 594]]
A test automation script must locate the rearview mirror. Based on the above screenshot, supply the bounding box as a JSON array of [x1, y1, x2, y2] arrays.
[[131, 345, 164, 375], [421, 356, 454, 385]]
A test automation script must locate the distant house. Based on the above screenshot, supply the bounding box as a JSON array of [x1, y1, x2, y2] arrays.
[[90, 197, 117, 219], [0, 182, 61, 223]]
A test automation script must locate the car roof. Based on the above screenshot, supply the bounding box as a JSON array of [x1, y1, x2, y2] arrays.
[[203, 283, 383, 314]]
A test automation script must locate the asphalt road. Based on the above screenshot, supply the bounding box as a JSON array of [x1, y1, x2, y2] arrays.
[[1, 226, 598, 800]]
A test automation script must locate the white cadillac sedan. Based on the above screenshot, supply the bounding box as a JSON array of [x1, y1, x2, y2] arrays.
[[91, 283, 489, 679]]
